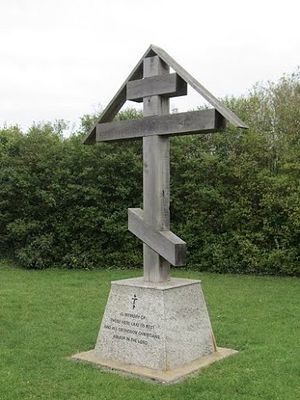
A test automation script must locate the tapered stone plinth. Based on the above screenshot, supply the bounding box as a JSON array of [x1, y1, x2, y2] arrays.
[[72, 277, 237, 382]]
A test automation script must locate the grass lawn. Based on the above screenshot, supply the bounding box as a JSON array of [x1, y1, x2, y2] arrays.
[[0, 262, 299, 399]]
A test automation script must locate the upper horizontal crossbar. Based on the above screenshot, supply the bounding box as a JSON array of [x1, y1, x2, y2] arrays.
[[126, 73, 187, 102], [96, 108, 225, 142]]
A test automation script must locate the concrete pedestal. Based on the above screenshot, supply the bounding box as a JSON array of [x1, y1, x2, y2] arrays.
[[72, 277, 237, 383]]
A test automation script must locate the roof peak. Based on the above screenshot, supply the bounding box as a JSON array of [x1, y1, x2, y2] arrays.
[[83, 45, 247, 145]]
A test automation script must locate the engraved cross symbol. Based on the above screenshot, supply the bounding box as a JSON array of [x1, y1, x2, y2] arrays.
[[132, 294, 138, 309]]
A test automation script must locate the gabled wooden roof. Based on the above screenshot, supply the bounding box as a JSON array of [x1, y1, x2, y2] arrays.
[[83, 45, 248, 145]]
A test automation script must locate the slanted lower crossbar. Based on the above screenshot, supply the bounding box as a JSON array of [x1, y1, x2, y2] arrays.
[[128, 208, 186, 266]]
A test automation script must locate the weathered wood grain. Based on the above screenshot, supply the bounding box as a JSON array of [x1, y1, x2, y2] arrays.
[[126, 73, 187, 102], [128, 208, 186, 266], [142, 55, 171, 283], [96, 109, 225, 142]]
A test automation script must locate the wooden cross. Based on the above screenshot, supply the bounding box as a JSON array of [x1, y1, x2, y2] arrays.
[[84, 45, 247, 283]]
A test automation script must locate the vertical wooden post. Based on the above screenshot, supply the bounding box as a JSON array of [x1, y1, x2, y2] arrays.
[[143, 56, 170, 282]]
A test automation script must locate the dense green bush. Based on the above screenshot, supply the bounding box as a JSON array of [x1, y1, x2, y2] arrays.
[[0, 70, 299, 275], [0, 116, 143, 270]]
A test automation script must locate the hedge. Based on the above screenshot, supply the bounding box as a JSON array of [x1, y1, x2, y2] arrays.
[[0, 70, 299, 275]]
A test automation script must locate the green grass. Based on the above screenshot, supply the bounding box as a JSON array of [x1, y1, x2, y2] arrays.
[[0, 262, 299, 400]]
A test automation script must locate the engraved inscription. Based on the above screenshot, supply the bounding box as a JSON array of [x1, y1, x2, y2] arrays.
[[103, 312, 160, 346]]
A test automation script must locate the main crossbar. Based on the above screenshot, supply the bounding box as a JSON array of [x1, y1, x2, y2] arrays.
[[96, 109, 225, 142]]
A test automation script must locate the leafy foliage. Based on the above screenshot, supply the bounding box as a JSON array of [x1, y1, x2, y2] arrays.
[[0, 72, 299, 275]]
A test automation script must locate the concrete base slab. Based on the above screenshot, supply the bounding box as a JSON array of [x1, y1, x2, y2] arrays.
[[71, 347, 238, 383], [92, 278, 218, 371]]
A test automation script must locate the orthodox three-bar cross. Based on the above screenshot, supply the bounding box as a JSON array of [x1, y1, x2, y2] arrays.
[[84, 45, 247, 283]]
